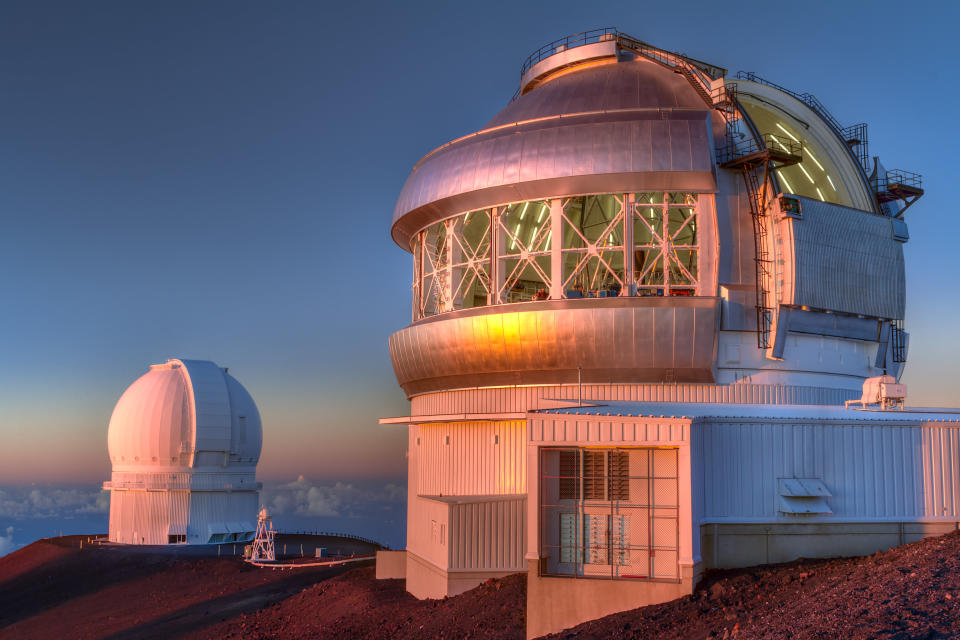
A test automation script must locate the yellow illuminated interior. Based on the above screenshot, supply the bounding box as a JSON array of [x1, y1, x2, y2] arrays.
[[737, 93, 857, 208]]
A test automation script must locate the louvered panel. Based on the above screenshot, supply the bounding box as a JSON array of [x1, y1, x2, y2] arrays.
[[447, 497, 527, 571]]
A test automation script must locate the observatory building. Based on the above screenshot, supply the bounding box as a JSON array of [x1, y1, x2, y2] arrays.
[[378, 29, 957, 637], [104, 358, 262, 546]]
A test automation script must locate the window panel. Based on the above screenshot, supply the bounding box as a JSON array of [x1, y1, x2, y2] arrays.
[[411, 192, 702, 318], [539, 447, 679, 581], [632, 193, 700, 296]]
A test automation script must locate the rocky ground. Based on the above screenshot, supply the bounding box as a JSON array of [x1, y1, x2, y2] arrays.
[[3, 530, 960, 639]]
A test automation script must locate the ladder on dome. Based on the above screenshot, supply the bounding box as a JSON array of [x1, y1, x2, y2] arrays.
[[719, 134, 802, 349]]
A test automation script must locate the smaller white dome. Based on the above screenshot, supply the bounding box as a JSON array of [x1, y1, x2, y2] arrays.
[[107, 359, 262, 472]]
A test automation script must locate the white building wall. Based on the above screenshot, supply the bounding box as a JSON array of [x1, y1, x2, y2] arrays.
[[414, 421, 526, 496], [188, 490, 259, 543], [695, 419, 960, 522], [108, 490, 190, 545]]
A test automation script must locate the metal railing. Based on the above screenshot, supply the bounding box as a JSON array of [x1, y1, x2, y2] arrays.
[[717, 133, 801, 166], [520, 28, 619, 77], [275, 528, 384, 548], [877, 169, 923, 192]]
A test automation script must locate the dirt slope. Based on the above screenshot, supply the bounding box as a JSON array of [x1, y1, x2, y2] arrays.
[[546, 531, 960, 640], [4, 531, 960, 639]]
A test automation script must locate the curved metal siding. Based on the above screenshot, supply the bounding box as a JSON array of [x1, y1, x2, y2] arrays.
[[697, 420, 960, 521], [410, 384, 859, 416], [180, 359, 233, 456], [390, 299, 721, 395], [391, 111, 716, 246], [488, 58, 707, 128], [790, 199, 905, 319], [415, 422, 526, 496]]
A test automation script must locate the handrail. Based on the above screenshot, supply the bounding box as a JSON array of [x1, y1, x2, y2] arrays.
[[717, 133, 801, 165], [520, 28, 619, 77], [519, 28, 727, 84], [877, 169, 922, 191]]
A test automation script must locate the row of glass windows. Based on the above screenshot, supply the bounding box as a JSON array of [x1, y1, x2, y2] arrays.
[[411, 192, 702, 320]]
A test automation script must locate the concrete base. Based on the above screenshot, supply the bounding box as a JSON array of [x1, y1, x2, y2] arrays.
[[700, 521, 960, 569], [405, 550, 521, 599], [525, 559, 696, 639], [375, 550, 407, 579]]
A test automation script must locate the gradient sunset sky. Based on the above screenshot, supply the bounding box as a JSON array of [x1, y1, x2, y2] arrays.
[[1, 0, 957, 493]]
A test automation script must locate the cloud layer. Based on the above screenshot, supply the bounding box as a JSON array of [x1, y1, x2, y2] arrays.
[[0, 527, 14, 556], [0, 485, 109, 520], [262, 476, 405, 518]]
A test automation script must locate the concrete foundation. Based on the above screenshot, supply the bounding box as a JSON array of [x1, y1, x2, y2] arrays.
[[525, 558, 697, 639], [700, 521, 960, 569], [405, 550, 520, 599], [375, 550, 407, 579]]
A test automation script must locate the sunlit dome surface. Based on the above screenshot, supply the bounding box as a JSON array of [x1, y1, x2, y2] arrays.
[[107, 358, 262, 470]]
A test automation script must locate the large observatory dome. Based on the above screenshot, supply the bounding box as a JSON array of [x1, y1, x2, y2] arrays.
[[105, 358, 263, 545], [380, 29, 934, 633], [107, 358, 262, 471], [387, 28, 919, 398]]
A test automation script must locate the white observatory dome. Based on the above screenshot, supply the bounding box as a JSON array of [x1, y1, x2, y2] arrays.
[[107, 358, 262, 472], [105, 358, 263, 545]]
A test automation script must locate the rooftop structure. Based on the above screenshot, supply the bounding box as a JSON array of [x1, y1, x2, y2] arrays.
[[104, 358, 263, 545], [378, 28, 940, 638]]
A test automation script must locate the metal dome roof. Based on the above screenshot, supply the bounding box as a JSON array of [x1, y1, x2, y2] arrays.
[[485, 58, 707, 128], [391, 56, 718, 248], [107, 358, 262, 471]]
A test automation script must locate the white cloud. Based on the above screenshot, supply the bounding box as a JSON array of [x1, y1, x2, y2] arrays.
[[0, 486, 108, 519], [262, 476, 406, 518], [0, 526, 15, 557]]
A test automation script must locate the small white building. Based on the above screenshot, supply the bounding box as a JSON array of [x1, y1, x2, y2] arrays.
[[104, 358, 262, 545]]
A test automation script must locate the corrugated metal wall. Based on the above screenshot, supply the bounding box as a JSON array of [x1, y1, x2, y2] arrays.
[[108, 490, 190, 545], [697, 420, 960, 521], [108, 487, 259, 544], [412, 383, 855, 416], [449, 497, 527, 571], [415, 421, 526, 496], [790, 199, 905, 319]]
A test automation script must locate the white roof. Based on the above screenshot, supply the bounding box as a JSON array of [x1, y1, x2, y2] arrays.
[[107, 358, 263, 472], [536, 402, 960, 422]]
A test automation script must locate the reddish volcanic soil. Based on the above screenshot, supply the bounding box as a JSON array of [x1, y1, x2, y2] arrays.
[[548, 530, 960, 640], [4, 531, 960, 639]]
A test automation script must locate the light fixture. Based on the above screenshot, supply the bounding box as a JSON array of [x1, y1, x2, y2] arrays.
[[778, 171, 795, 193], [775, 122, 801, 144], [510, 223, 521, 249], [798, 163, 815, 184], [805, 148, 825, 171]]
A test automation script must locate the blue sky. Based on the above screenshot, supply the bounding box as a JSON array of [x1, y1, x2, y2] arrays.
[[0, 0, 957, 548]]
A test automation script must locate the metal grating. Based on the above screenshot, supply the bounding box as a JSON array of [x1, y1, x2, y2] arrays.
[[539, 447, 679, 581]]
